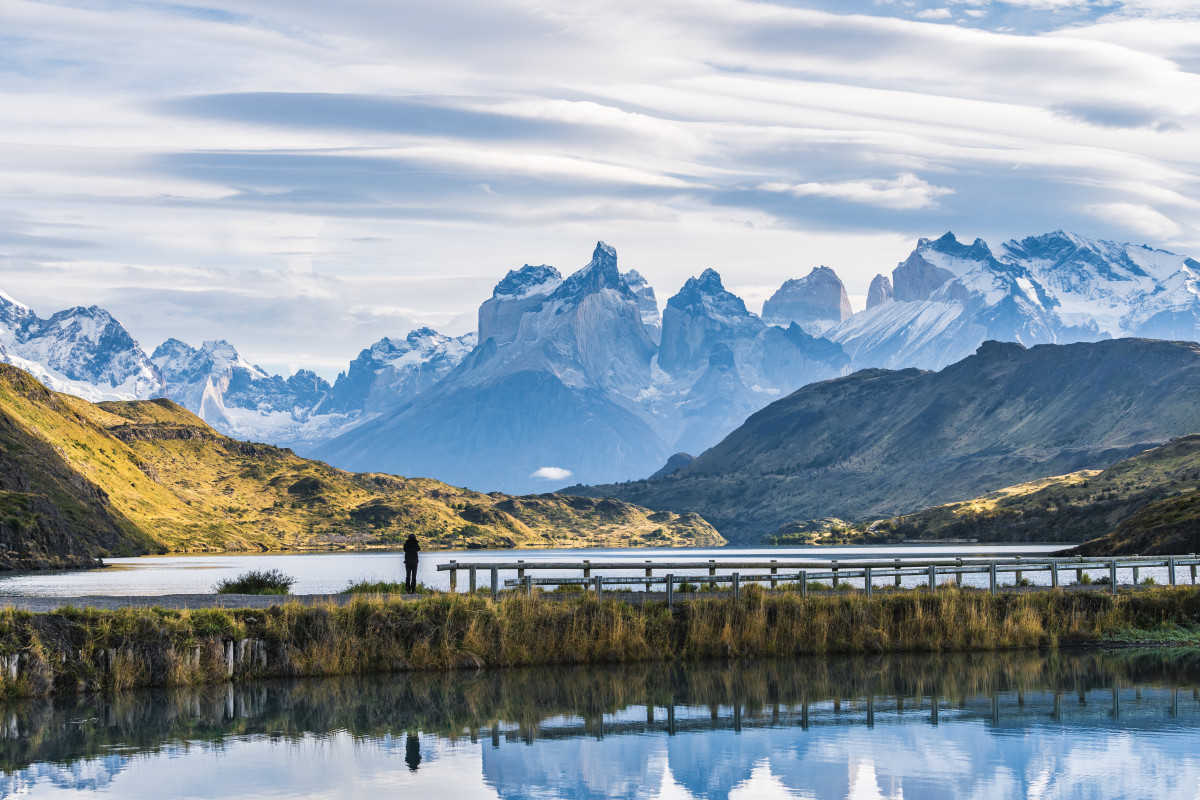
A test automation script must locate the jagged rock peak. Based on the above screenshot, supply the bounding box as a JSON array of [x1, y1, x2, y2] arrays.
[[669, 269, 749, 314], [924, 231, 994, 261], [623, 269, 662, 336], [492, 264, 562, 300], [549, 241, 628, 302], [866, 274, 893, 309], [0, 289, 32, 329], [761, 266, 852, 334]]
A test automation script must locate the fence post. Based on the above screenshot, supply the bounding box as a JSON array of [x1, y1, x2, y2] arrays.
[[645, 561, 652, 591], [582, 560, 589, 579], [1170, 557, 1177, 587], [1133, 563, 1140, 585], [524, 575, 532, 597], [928, 563, 937, 591], [595, 575, 602, 601], [733, 573, 741, 600], [491, 566, 499, 601], [989, 562, 997, 596], [800, 570, 808, 597], [666, 574, 674, 607], [449, 561, 458, 593], [955, 558, 963, 587], [1191, 555, 1197, 585], [1050, 559, 1059, 589], [864, 567, 872, 598], [517, 560, 525, 581], [1015, 556, 1023, 586], [469, 565, 477, 593], [708, 560, 716, 580], [1109, 560, 1117, 595], [894, 558, 902, 588], [770, 560, 778, 589], [1076, 556, 1084, 584]]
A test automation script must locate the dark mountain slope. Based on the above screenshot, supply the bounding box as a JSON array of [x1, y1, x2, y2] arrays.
[[572, 339, 1200, 542]]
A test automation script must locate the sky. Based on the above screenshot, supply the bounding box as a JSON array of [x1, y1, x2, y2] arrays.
[[3, 0, 1200, 378]]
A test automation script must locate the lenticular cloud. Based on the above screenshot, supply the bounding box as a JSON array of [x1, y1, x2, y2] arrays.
[[531, 467, 572, 481]]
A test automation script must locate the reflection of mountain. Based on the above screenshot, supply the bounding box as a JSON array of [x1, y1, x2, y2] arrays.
[[4, 652, 1199, 798]]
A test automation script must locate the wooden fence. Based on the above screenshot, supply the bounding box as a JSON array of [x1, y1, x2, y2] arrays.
[[436, 554, 1200, 604]]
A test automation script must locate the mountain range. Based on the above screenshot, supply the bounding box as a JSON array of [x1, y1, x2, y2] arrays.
[[3, 230, 1200, 494], [573, 338, 1200, 542]]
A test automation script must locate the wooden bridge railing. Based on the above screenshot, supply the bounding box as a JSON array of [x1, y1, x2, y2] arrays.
[[436, 554, 1200, 603]]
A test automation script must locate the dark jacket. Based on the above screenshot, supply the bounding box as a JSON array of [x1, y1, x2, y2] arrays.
[[403, 536, 420, 564]]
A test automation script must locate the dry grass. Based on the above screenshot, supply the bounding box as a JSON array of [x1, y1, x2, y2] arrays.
[[1, 586, 1199, 698]]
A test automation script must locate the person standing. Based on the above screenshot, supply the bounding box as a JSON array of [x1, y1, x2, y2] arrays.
[[403, 533, 420, 594]]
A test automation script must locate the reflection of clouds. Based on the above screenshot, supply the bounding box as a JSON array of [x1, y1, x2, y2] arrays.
[[2, 753, 127, 795], [478, 712, 1200, 800]]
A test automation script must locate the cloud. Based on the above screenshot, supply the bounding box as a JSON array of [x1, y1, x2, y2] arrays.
[[531, 466, 573, 481], [1051, 101, 1181, 130], [757, 174, 954, 210], [1085, 202, 1183, 240], [2, 0, 1200, 372]]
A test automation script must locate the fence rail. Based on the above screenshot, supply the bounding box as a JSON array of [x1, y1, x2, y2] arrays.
[[435, 554, 1200, 603]]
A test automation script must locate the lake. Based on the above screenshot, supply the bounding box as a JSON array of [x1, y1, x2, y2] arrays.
[[2, 648, 1198, 799], [0, 544, 1066, 597]]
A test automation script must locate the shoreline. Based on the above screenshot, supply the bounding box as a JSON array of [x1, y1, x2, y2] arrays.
[[0, 587, 1197, 698]]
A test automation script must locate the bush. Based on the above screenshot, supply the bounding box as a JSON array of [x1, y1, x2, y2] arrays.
[[215, 569, 295, 595]]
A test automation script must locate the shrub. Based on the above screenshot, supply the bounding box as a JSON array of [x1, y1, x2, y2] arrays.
[[215, 569, 295, 595]]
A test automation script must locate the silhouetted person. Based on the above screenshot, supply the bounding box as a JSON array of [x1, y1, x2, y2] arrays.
[[403, 533, 420, 593], [405, 732, 422, 771]]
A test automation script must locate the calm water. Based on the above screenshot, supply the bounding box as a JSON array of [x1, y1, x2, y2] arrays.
[[2, 649, 1200, 799], [0, 544, 1064, 596]]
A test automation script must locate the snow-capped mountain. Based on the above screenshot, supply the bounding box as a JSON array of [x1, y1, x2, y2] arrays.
[[0, 293, 160, 401], [326, 328, 476, 415], [317, 242, 851, 493], [151, 329, 475, 451], [761, 266, 853, 334], [1001, 231, 1200, 341], [828, 232, 1101, 370]]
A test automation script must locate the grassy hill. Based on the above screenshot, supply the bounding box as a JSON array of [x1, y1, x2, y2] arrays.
[[574, 339, 1200, 542], [0, 365, 722, 569], [785, 435, 1200, 553]]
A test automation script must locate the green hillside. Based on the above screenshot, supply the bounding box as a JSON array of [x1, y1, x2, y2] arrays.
[[575, 339, 1200, 542], [875, 435, 1200, 549], [0, 365, 722, 569]]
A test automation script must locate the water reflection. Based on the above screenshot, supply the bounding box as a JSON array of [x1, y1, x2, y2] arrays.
[[2, 650, 1199, 799]]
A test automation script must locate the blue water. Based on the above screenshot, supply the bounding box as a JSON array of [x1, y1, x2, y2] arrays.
[[1, 650, 1198, 799], [0, 544, 1065, 596]]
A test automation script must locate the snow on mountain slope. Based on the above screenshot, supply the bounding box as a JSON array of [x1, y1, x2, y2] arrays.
[[830, 232, 1101, 371], [0, 297, 159, 401], [1000, 231, 1200, 340]]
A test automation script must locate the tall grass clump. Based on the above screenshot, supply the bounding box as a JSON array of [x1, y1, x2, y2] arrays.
[[215, 569, 295, 595]]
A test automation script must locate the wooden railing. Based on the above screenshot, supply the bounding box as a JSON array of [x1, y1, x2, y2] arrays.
[[436, 554, 1200, 603]]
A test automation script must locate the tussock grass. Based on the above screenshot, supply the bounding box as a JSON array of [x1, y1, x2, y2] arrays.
[[340, 580, 436, 595], [2, 586, 1199, 697], [215, 569, 295, 595]]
